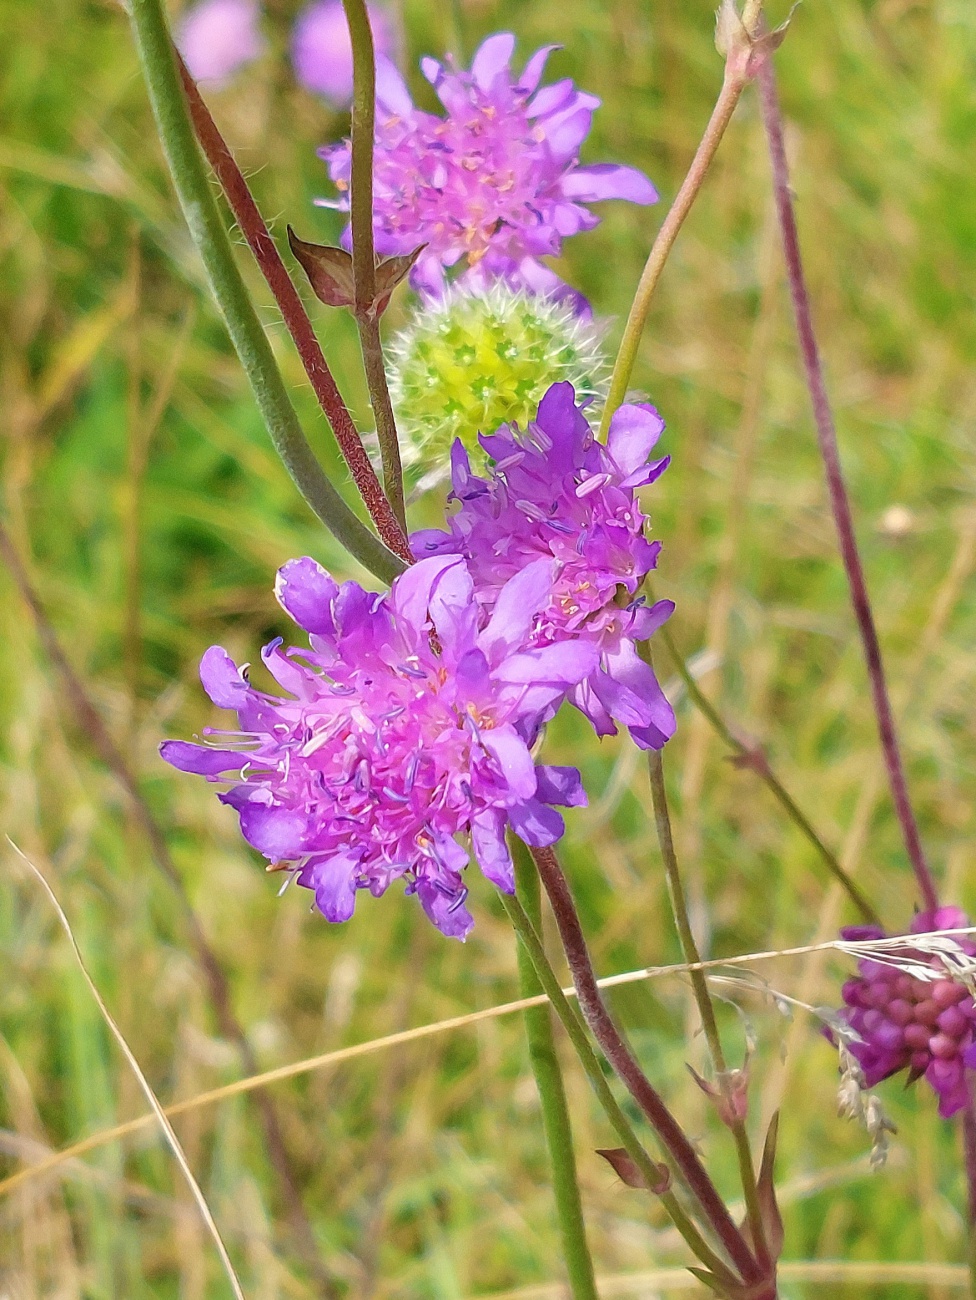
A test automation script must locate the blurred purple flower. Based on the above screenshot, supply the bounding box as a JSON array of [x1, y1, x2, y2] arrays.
[[176, 0, 266, 88], [161, 555, 595, 939], [838, 907, 976, 1118], [317, 32, 657, 305], [292, 0, 397, 109], [412, 382, 676, 750]]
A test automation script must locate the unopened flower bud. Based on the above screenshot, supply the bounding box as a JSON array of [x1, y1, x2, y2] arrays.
[[835, 908, 976, 1118], [389, 285, 608, 475]]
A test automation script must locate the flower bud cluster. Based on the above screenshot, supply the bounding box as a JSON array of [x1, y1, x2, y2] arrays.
[[838, 908, 976, 1117]]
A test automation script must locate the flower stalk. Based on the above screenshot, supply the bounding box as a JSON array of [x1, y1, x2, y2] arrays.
[[756, 55, 937, 914], [646, 749, 771, 1275], [600, 13, 760, 435], [128, 0, 403, 584], [176, 56, 411, 564], [512, 842, 599, 1300], [529, 844, 766, 1288], [341, 0, 407, 532], [499, 887, 741, 1290], [963, 1097, 976, 1294]]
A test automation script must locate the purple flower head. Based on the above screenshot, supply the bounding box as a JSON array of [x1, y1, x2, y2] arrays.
[[176, 0, 266, 88], [292, 1, 397, 109], [161, 555, 596, 939], [412, 382, 676, 750], [838, 907, 976, 1118], [317, 33, 657, 307]]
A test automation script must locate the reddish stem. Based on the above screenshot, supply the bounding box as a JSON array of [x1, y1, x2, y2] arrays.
[[177, 57, 411, 564], [964, 1095, 976, 1291], [756, 56, 937, 914], [531, 845, 764, 1287]]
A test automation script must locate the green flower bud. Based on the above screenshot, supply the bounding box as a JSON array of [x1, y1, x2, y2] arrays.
[[388, 285, 609, 477]]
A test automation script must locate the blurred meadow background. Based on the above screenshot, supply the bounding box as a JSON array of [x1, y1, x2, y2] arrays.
[[2, 0, 976, 1295]]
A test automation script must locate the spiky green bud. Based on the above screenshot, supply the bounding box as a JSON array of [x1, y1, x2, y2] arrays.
[[388, 285, 609, 476]]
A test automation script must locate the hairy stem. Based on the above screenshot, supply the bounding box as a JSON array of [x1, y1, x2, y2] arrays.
[[756, 56, 936, 913], [177, 58, 410, 565], [341, 0, 407, 531], [660, 626, 881, 925], [600, 63, 750, 434], [128, 0, 403, 583], [647, 750, 769, 1270], [499, 888, 741, 1289], [0, 520, 337, 1294], [530, 845, 763, 1285], [513, 844, 598, 1300]]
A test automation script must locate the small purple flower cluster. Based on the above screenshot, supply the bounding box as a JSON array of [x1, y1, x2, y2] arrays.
[[413, 382, 675, 750], [163, 387, 673, 937], [319, 33, 657, 306], [838, 908, 976, 1117]]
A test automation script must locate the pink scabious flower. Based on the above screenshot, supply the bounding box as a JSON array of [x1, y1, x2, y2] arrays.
[[838, 907, 976, 1118], [161, 555, 597, 939], [317, 32, 657, 306], [176, 0, 266, 88], [292, 1, 397, 109], [412, 382, 676, 750]]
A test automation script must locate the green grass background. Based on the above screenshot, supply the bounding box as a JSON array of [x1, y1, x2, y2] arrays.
[[1, 0, 975, 1294]]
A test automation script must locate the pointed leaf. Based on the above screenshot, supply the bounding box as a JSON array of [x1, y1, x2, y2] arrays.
[[757, 1111, 785, 1261], [287, 226, 357, 308], [595, 1148, 670, 1193], [373, 244, 427, 314], [714, 0, 746, 56], [687, 1268, 733, 1298]]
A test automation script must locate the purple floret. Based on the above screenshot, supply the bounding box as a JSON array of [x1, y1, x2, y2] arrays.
[[317, 32, 657, 306], [838, 907, 976, 1118], [412, 381, 676, 750], [162, 555, 595, 939]]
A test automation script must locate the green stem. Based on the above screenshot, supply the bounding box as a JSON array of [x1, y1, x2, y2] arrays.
[[513, 844, 598, 1300], [499, 890, 741, 1291], [128, 0, 402, 585], [341, 0, 407, 532], [659, 626, 880, 925], [599, 66, 749, 436], [359, 313, 407, 533], [646, 749, 768, 1269]]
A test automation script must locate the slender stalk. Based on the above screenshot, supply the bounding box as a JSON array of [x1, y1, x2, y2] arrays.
[[659, 626, 880, 926], [963, 1096, 976, 1297], [128, 0, 403, 585], [359, 314, 406, 531], [177, 59, 411, 564], [499, 889, 741, 1291], [341, 0, 407, 532], [600, 63, 751, 435], [647, 750, 769, 1271], [646, 752, 725, 1071], [0, 520, 338, 1294], [756, 57, 936, 914], [513, 844, 599, 1300], [529, 845, 763, 1286]]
